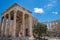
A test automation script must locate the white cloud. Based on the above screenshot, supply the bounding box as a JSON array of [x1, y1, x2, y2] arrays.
[[34, 8, 44, 14], [52, 11, 58, 14]]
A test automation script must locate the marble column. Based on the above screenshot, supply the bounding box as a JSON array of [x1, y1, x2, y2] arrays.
[[0, 18, 2, 36], [8, 13, 11, 36], [1, 17, 3, 37], [3, 16, 6, 37], [3, 16, 6, 36], [13, 10, 17, 37], [29, 14, 34, 40], [5, 17, 7, 36], [22, 13, 25, 36], [4, 15, 7, 37]]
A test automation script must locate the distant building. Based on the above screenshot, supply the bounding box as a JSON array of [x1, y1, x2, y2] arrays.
[[42, 22, 53, 31], [42, 20, 60, 37], [42, 20, 60, 31]]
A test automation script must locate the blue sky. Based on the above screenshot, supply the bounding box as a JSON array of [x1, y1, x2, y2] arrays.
[[0, 0, 60, 22]]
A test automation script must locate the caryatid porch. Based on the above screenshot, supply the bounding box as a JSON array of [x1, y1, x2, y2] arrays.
[[1, 3, 34, 40]]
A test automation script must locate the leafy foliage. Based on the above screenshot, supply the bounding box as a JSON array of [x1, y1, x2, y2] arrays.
[[33, 23, 47, 36]]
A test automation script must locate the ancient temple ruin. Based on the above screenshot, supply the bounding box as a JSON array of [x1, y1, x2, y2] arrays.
[[0, 3, 36, 40]]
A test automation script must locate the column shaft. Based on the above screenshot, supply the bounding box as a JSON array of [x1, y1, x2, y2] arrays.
[[8, 13, 11, 36], [1, 18, 3, 37], [3, 16, 6, 36], [13, 10, 17, 37], [29, 15, 33, 37], [29, 14, 34, 40], [22, 13, 25, 36], [1, 16, 6, 37]]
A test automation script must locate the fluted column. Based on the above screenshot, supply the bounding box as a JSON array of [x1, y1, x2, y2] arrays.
[[1, 17, 3, 37], [0, 18, 2, 36], [29, 14, 34, 40], [5, 17, 7, 36], [8, 13, 11, 36], [22, 13, 25, 36], [13, 10, 17, 37], [2, 16, 6, 37], [4, 16, 6, 36]]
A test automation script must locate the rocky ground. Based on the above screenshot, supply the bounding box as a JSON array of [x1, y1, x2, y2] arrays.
[[48, 37, 60, 40]]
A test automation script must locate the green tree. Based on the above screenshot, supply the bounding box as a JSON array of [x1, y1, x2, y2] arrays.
[[33, 23, 47, 37]]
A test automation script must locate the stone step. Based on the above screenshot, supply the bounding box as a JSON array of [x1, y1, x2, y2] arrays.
[[0, 37, 29, 40]]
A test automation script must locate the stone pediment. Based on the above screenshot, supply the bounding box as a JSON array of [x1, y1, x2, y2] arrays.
[[2, 3, 31, 15]]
